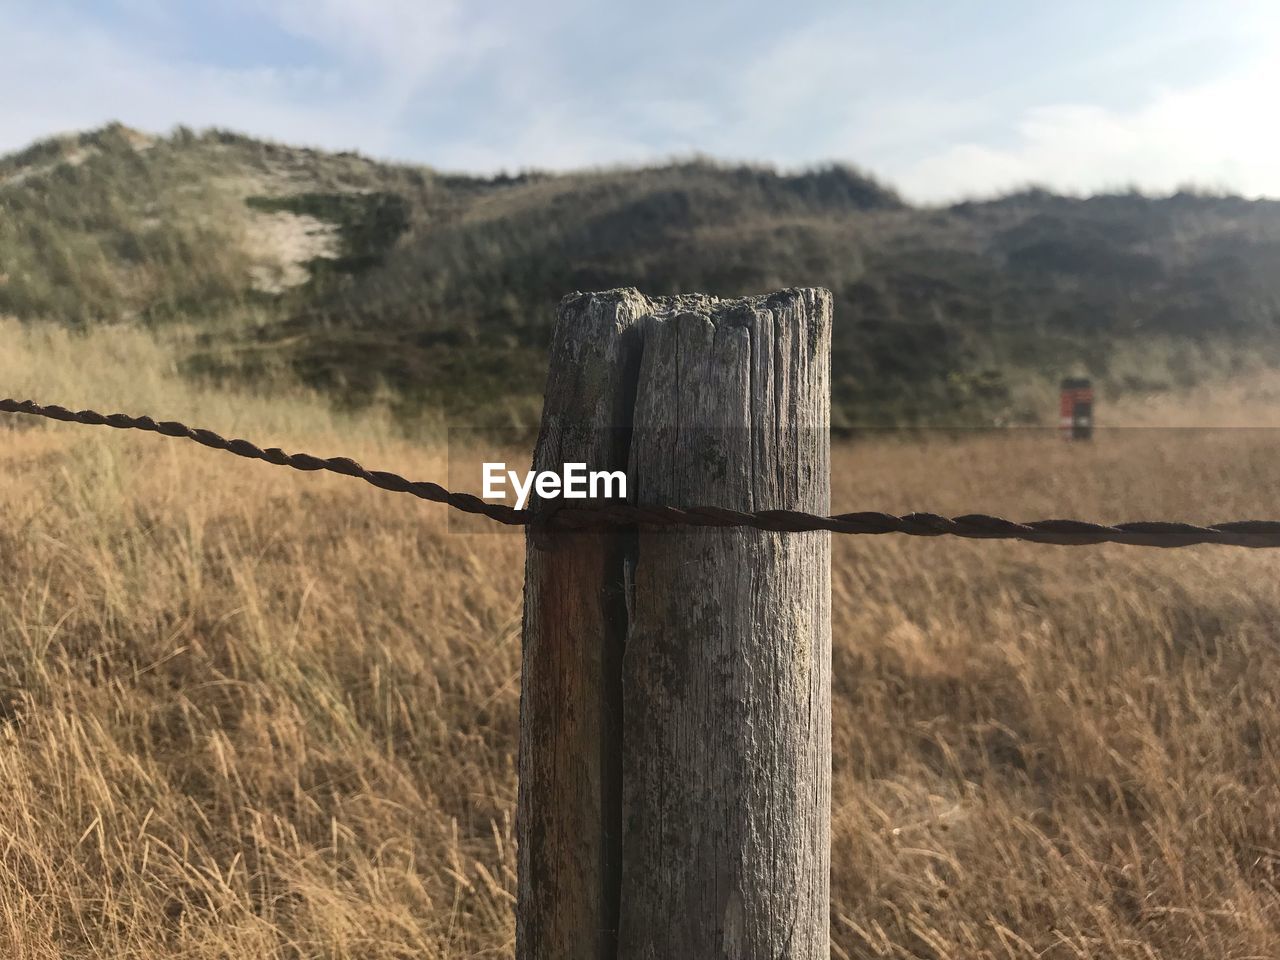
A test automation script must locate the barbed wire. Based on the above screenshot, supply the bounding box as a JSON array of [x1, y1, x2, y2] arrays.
[[6, 397, 1280, 548]]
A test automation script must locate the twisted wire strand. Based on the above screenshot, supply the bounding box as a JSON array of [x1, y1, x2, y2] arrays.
[[6, 397, 1280, 548]]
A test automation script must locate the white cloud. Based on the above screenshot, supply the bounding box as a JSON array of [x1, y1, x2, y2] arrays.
[[0, 6, 391, 156], [3, 0, 1280, 206], [898, 51, 1280, 203], [257, 0, 503, 88]]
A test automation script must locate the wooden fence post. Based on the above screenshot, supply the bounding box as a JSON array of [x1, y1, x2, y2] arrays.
[[519, 288, 832, 960]]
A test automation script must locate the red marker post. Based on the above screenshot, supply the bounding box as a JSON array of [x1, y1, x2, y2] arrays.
[[1059, 377, 1093, 441]]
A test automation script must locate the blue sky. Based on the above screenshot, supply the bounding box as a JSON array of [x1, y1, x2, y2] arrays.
[[3, 0, 1278, 202]]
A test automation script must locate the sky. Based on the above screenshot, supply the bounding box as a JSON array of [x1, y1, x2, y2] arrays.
[[2, 0, 1278, 203]]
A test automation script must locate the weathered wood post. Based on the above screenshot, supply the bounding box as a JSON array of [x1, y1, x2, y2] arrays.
[[519, 288, 832, 959]]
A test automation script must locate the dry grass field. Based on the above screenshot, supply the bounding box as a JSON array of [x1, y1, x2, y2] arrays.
[[2, 317, 1280, 958]]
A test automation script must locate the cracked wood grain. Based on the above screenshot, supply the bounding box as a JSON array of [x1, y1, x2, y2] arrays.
[[519, 288, 832, 960]]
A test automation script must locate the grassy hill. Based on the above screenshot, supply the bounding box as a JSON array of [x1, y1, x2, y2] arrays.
[[4, 122, 1280, 427]]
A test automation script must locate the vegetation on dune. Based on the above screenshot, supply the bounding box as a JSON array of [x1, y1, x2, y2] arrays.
[[3, 321, 1280, 956], [4, 123, 1280, 427], [244, 191, 411, 277]]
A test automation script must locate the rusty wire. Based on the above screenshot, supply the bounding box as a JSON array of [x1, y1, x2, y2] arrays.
[[5, 396, 1280, 548]]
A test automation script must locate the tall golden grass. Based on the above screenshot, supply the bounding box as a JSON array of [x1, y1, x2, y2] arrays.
[[2, 317, 1279, 958]]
